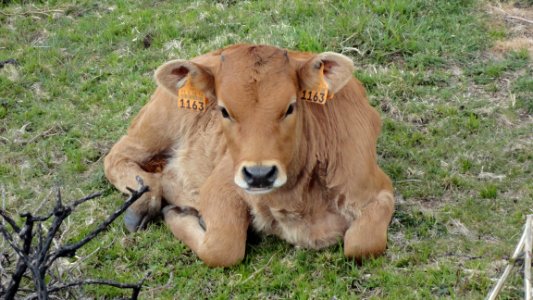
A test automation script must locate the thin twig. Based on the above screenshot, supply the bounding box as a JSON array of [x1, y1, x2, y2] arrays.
[[341, 47, 364, 56], [23, 272, 150, 300], [0, 210, 21, 233], [28, 211, 54, 222], [37, 189, 71, 266], [525, 215, 532, 300], [1, 178, 150, 299], [2, 213, 34, 300], [23, 126, 61, 146], [57, 246, 101, 279], [0, 184, 5, 292], [69, 192, 104, 208], [1, 185, 7, 233], [239, 253, 276, 285], [0, 227, 26, 262], [0, 9, 64, 17], [143, 272, 173, 294], [505, 14, 533, 25], [48, 180, 148, 264], [32, 189, 54, 216], [486, 220, 529, 300], [490, 5, 533, 25], [394, 179, 422, 183]]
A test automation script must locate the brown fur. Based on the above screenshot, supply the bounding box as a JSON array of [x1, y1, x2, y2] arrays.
[[104, 44, 394, 267]]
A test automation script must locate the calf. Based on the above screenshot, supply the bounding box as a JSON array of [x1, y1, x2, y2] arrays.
[[104, 44, 394, 267]]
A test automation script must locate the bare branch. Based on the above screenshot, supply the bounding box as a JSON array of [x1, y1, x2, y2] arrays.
[[38, 206, 71, 265], [1, 214, 34, 300], [505, 14, 533, 25], [0, 226, 26, 262], [48, 182, 148, 264], [1, 178, 150, 299], [29, 211, 54, 223], [23, 273, 151, 300], [69, 192, 104, 209], [0, 210, 20, 233]]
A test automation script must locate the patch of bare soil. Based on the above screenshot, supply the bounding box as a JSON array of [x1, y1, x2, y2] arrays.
[[487, 2, 533, 56]]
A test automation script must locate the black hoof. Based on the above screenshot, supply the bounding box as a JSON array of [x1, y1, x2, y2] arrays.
[[124, 208, 150, 232]]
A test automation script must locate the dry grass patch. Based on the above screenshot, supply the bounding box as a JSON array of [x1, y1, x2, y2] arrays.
[[487, 2, 533, 55]]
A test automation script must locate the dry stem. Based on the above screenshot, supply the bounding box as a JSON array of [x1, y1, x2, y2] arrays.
[[0, 176, 149, 300]]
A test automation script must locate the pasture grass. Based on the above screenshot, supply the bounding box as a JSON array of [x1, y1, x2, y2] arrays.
[[1, 0, 532, 298]]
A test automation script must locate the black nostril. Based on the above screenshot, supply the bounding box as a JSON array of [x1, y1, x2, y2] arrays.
[[242, 167, 254, 185], [265, 166, 277, 182], [242, 165, 278, 188]]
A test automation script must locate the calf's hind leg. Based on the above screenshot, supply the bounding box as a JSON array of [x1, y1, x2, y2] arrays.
[[163, 159, 249, 267], [344, 190, 395, 261]]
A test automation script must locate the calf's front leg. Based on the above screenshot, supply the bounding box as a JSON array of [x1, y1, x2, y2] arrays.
[[344, 190, 395, 261], [164, 159, 250, 267], [105, 135, 165, 232], [105, 89, 183, 231]]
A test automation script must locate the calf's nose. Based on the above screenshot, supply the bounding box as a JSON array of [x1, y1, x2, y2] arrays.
[[242, 165, 278, 188]]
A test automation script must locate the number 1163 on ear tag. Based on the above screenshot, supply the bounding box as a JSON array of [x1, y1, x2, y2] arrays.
[[300, 89, 327, 104], [177, 78, 208, 112], [178, 98, 206, 111]]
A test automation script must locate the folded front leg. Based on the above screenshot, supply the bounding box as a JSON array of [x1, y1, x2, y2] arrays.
[[104, 88, 184, 231], [105, 135, 165, 232], [164, 157, 249, 267], [163, 205, 207, 255], [344, 190, 395, 261]]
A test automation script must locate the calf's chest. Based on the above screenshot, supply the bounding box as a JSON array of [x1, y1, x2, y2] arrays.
[[246, 191, 350, 249]]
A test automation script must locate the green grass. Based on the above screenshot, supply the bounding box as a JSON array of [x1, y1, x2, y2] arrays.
[[1, 0, 532, 299]]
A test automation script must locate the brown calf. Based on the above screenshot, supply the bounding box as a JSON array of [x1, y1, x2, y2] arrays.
[[104, 44, 394, 267]]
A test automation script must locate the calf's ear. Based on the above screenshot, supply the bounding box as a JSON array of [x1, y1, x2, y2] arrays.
[[298, 52, 354, 95], [154, 59, 215, 99]]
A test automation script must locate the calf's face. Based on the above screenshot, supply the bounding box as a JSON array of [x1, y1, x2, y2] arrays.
[[155, 45, 354, 194], [215, 47, 299, 194]]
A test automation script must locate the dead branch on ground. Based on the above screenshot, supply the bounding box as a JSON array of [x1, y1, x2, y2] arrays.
[[0, 176, 149, 300]]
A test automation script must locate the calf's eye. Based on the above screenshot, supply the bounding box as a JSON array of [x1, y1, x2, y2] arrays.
[[284, 103, 295, 118], [218, 106, 230, 119]]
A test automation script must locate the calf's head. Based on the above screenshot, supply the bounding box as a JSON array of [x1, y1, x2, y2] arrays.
[[155, 45, 354, 194]]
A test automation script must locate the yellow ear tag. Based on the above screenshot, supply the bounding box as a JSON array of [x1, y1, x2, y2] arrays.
[[177, 77, 208, 112], [299, 65, 333, 105]]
